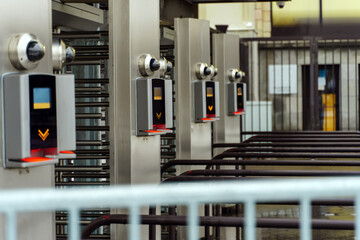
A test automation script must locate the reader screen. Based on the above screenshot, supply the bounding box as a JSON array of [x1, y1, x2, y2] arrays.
[[33, 87, 51, 109], [154, 87, 162, 100], [206, 87, 213, 97]]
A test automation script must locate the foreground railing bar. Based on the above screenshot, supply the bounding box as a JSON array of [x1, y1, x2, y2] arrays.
[[3, 178, 360, 212], [301, 197, 311, 240], [245, 200, 256, 240], [69, 208, 80, 240], [188, 202, 199, 240], [130, 205, 140, 240], [356, 194, 360, 240], [6, 211, 16, 240]]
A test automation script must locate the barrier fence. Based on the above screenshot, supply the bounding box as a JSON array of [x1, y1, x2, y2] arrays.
[[2, 177, 360, 240]]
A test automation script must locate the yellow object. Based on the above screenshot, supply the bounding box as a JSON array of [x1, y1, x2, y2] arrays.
[[322, 93, 336, 131], [34, 102, 50, 109]]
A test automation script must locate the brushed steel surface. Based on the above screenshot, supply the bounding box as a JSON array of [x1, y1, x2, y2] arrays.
[[109, 0, 161, 239], [175, 18, 212, 170], [213, 34, 241, 154], [0, 0, 54, 239]]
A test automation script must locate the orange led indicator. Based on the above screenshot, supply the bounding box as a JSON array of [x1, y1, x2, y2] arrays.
[[208, 105, 213, 111], [38, 129, 49, 141]]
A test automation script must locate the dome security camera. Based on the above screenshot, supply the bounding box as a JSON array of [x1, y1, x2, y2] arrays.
[[276, 1, 285, 8]]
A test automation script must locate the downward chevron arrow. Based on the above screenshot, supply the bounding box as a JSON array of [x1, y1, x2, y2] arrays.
[[38, 129, 49, 141], [208, 105, 213, 111]]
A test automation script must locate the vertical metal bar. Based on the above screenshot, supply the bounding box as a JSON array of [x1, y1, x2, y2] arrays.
[[129, 205, 140, 240], [169, 206, 176, 240], [289, 40, 291, 131], [310, 37, 319, 130], [273, 41, 277, 131], [347, 39, 350, 130], [356, 39, 359, 130], [250, 43, 254, 132], [319, 0, 323, 32], [258, 41, 261, 132], [6, 211, 17, 240], [300, 197, 312, 240], [324, 40, 327, 131], [68, 208, 80, 240], [245, 200, 256, 240], [204, 205, 210, 239], [296, 40, 299, 130], [304, 40, 307, 130], [340, 39, 343, 130], [332, 39, 336, 130], [265, 42, 269, 132], [149, 207, 156, 240], [187, 202, 199, 240], [281, 40, 284, 131], [355, 193, 360, 240]]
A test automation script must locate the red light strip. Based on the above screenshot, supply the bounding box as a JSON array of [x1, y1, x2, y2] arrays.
[[21, 157, 52, 163], [201, 118, 214, 121], [144, 130, 163, 133], [59, 151, 75, 154]]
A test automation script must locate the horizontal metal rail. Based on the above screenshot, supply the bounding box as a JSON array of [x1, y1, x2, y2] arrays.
[[181, 169, 360, 177], [161, 159, 360, 174], [213, 151, 360, 159], [244, 137, 360, 142], [213, 142, 360, 148], [241, 131, 360, 135], [224, 146, 360, 153]]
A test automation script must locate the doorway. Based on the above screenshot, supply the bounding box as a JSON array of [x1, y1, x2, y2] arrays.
[[302, 65, 340, 130]]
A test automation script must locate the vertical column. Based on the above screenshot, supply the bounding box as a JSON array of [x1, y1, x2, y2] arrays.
[[109, 0, 161, 239], [0, 1, 54, 239], [213, 34, 241, 147], [175, 18, 212, 167], [174, 18, 212, 240]]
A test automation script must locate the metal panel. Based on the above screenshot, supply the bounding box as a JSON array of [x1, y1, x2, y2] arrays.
[[3, 74, 30, 161], [213, 33, 241, 146], [0, 0, 54, 239], [56, 74, 76, 153], [175, 18, 212, 165], [52, 0, 105, 31], [109, 0, 161, 239], [194, 81, 207, 121], [136, 79, 153, 133], [165, 79, 174, 129]]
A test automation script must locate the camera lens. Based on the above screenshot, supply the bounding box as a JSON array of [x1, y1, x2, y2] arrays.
[[26, 41, 45, 62]]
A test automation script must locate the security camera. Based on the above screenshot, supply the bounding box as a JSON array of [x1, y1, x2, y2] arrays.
[[276, 1, 285, 8]]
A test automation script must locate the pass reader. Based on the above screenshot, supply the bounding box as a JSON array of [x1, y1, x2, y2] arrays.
[[194, 63, 220, 123], [227, 68, 246, 116], [136, 55, 173, 136], [228, 82, 246, 116], [2, 73, 75, 168]]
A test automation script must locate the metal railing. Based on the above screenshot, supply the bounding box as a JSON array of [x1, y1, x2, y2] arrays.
[[2, 177, 360, 240]]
